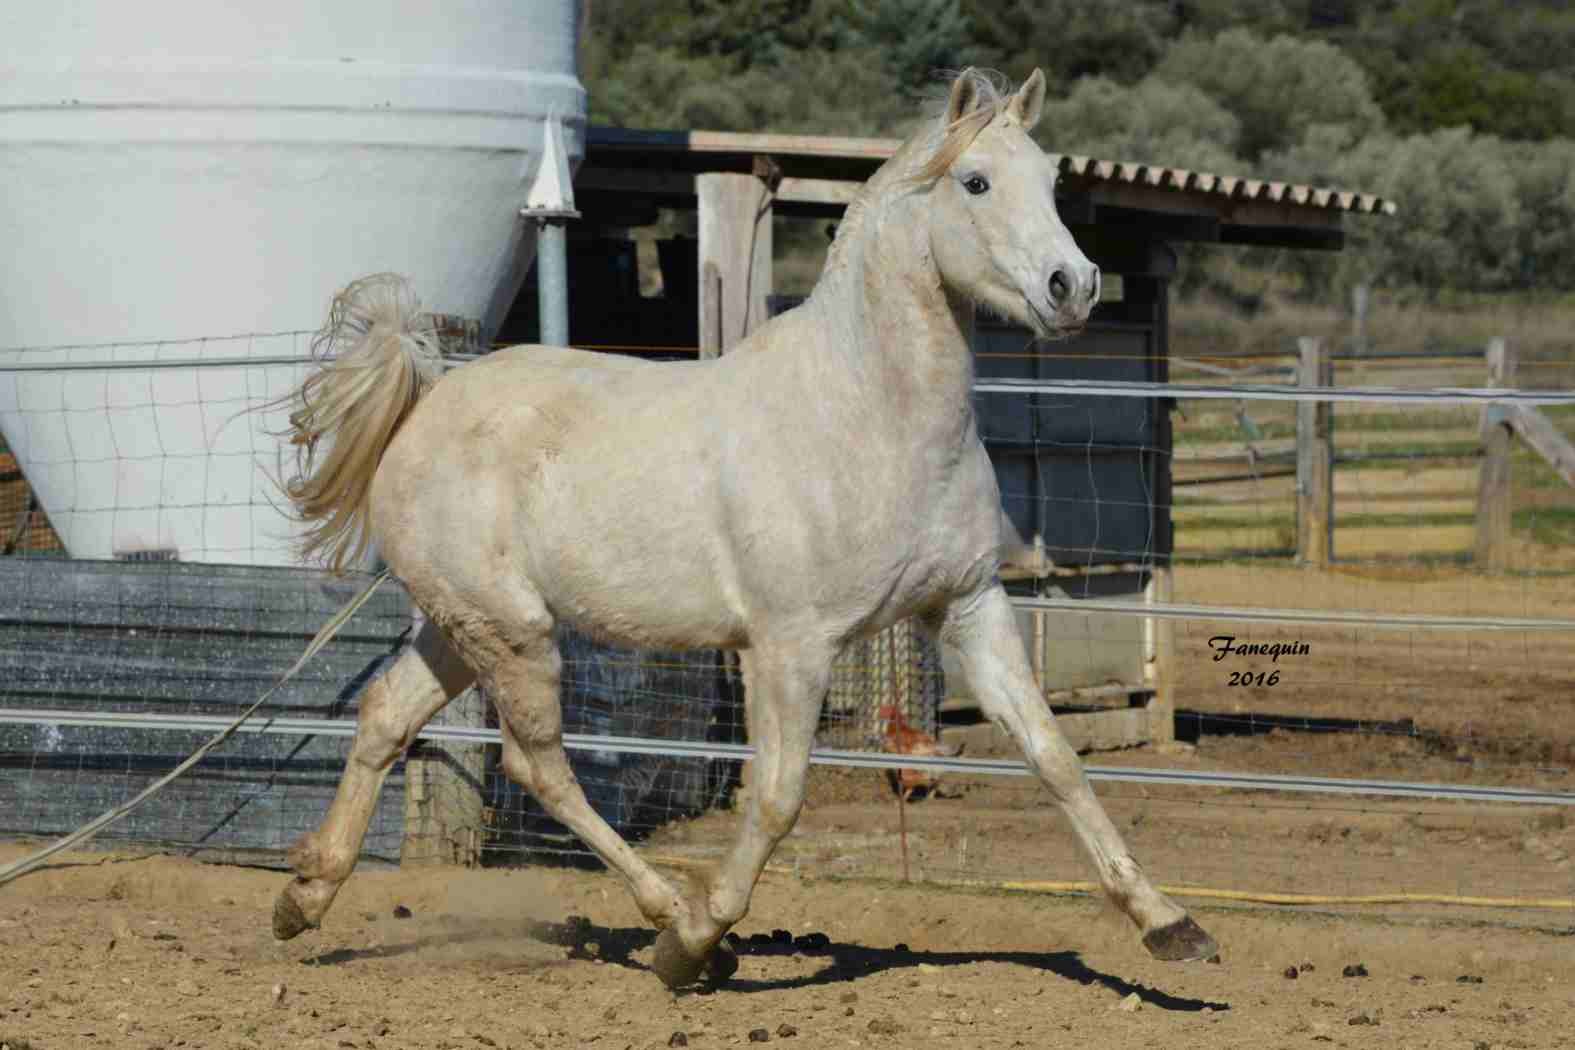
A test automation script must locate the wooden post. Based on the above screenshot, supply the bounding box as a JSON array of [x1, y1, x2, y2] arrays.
[[402, 682, 487, 866], [698, 172, 772, 801], [1296, 337, 1333, 567], [1475, 337, 1516, 572], [697, 172, 772, 358], [700, 262, 722, 361], [1143, 566, 1175, 746], [1351, 283, 1369, 358]]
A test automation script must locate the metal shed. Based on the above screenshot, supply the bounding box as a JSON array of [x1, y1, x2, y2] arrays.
[[501, 125, 1394, 754]]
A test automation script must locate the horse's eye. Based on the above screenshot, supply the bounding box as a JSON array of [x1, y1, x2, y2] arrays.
[[963, 174, 990, 196]]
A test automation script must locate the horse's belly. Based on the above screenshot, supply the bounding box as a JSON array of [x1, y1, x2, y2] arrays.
[[520, 476, 747, 651]]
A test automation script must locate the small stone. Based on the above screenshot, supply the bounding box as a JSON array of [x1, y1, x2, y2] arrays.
[[1348, 1012, 1379, 1026], [175, 979, 200, 997], [392, 905, 413, 920], [748, 1028, 770, 1043], [866, 1017, 903, 1035], [270, 983, 286, 1006], [1342, 963, 1368, 978], [776, 1023, 798, 1038], [1115, 993, 1141, 1013], [668, 1032, 688, 1048], [474, 1035, 498, 1047], [1284, 966, 1299, 979], [1300, 962, 1316, 973]]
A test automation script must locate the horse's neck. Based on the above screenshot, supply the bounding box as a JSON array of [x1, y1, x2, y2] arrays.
[[807, 200, 977, 446]]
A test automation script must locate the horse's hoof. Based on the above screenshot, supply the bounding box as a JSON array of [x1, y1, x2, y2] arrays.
[[651, 926, 707, 990], [705, 939, 739, 983], [272, 889, 317, 941], [1142, 916, 1218, 962]]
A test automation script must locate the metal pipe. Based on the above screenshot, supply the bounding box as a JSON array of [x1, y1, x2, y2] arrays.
[[3, 706, 1572, 807], [537, 221, 570, 347]]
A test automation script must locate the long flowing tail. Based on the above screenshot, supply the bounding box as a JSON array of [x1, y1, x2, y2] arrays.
[[278, 273, 445, 574]]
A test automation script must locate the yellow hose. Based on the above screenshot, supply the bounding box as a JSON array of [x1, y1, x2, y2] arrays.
[[646, 855, 1575, 911]]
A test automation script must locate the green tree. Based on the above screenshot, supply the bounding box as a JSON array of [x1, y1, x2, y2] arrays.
[[848, 0, 978, 91], [1506, 139, 1575, 291], [1155, 29, 1385, 161], [1330, 128, 1522, 294], [1038, 76, 1243, 174], [961, 0, 1175, 90]]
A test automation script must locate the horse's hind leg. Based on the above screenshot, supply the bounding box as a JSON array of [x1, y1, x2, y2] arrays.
[[456, 605, 692, 946], [273, 620, 475, 939]]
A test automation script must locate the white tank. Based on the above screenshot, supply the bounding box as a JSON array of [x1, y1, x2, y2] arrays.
[[0, 2, 584, 564]]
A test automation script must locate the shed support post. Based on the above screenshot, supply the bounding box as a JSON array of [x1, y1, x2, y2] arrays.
[[697, 171, 773, 803], [402, 623, 488, 867], [1475, 337, 1515, 572], [1143, 566, 1175, 746], [1296, 336, 1333, 567], [697, 172, 772, 358]]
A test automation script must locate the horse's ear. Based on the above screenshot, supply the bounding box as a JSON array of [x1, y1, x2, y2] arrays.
[[945, 68, 984, 125], [1007, 69, 1046, 131]]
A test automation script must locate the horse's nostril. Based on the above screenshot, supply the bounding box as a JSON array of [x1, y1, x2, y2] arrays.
[[1088, 266, 1102, 304], [1048, 269, 1072, 305]]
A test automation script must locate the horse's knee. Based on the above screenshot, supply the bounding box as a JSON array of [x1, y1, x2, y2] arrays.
[[754, 780, 806, 841]]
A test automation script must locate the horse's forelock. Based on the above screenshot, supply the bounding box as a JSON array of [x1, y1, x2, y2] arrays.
[[911, 69, 1014, 184]]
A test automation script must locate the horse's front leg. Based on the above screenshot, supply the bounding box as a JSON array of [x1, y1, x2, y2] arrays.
[[653, 644, 832, 988], [929, 583, 1218, 961]]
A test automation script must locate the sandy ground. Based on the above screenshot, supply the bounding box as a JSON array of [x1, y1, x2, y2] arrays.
[[2, 843, 1573, 1050]]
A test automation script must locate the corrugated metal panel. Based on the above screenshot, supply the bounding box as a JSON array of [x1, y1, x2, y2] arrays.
[[585, 128, 1396, 217]]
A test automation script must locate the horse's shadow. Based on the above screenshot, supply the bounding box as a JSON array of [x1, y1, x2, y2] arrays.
[[302, 917, 1229, 1013]]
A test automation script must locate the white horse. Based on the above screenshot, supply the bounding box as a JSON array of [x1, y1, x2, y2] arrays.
[[271, 68, 1218, 987]]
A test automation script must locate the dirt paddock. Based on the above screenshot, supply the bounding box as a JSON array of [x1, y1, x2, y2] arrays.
[[2, 835, 1572, 1050], [4, 559, 1574, 1049]]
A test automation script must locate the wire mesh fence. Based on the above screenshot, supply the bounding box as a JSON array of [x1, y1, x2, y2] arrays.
[[2, 327, 1574, 917]]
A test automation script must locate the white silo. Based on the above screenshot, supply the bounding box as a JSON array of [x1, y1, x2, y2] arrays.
[[0, 2, 585, 565]]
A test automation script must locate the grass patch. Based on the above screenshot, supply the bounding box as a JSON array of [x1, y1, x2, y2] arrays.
[[1515, 506, 1575, 546]]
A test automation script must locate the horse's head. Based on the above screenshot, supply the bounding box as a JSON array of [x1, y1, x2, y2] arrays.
[[921, 69, 1099, 338]]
